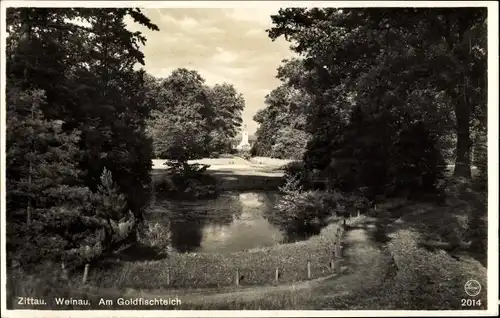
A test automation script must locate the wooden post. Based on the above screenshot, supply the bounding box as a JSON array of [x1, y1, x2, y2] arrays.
[[333, 241, 338, 258], [275, 267, 279, 284], [330, 259, 335, 273], [235, 269, 239, 286], [357, 209, 360, 217], [307, 261, 311, 279], [335, 238, 339, 258], [82, 263, 89, 284]]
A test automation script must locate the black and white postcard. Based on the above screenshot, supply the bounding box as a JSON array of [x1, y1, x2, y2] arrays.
[[1, 1, 498, 317]]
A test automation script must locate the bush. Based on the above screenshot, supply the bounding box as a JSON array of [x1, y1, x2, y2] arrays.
[[281, 161, 329, 191], [283, 161, 306, 178], [156, 163, 218, 199], [271, 176, 347, 238], [137, 221, 172, 256]]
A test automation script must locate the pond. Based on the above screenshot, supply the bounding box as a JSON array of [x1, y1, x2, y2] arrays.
[[146, 191, 289, 253]]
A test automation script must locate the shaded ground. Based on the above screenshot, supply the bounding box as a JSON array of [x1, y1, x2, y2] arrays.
[[311, 200, 488, 310]]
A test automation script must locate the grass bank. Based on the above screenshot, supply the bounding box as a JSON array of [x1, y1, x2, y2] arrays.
[[84, 217, 358, 291], [135, 195, 486, 310], [171, 202, 487, 310]]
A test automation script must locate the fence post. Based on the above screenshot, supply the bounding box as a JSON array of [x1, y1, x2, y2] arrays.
[[275, 267, 279, 284], [307, 261, 311, 279], [82, 263, 89, 285], [235, 269, 239, 286], [335, 237, 339, 258], [357, 209, 360, 217], [166, 267, 170, 286], [330, 258, 335, 273]]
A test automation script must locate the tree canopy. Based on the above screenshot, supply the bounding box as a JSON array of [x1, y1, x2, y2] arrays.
[[147, 68, 245, 163], [261, 7, 487, 197], [6, 7, 159, 270]]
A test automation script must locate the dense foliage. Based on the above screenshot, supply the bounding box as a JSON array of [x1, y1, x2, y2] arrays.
[[147, 68, 245, 164], [264, 8, 487, 198], [271, 175, 371, 240], [145, 68, 245, 198], [251, 59, 312, 159], [6, 8, 159, 271], [155, 163, 218, 200]]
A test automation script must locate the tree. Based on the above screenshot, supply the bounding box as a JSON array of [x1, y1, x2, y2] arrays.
[[207, 83, 245, 154], [5, 86, 95, 269], [267, 8, 487, 179], [252, 59, 311, 159], [7, 8, 159, 221], [6, 7, 160, 271], [147, 69, 246, 161], [262, 8, 490, 197], [271, 127, 310, 160], [148, 69, 214, 165]]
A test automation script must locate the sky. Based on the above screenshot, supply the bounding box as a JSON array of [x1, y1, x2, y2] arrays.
[[125, 8, 296, 135]]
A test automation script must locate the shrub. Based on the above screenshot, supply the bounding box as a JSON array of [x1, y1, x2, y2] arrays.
[[137, 221, 172, 256], [272, 176, 347, 238], [283, 161, 306, 178], [156, 163, 218, 199]]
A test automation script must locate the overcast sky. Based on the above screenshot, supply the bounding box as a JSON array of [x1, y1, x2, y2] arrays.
[[125, 8, 295, 134]]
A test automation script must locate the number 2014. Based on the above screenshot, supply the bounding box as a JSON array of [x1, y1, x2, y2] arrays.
[[461, 299, 481, 307]]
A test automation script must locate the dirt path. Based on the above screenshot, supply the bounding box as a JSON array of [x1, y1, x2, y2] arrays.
[[103, 218, 388, 306], [309, 222, 390, 307]]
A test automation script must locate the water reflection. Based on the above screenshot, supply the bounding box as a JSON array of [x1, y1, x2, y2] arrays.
[[147, 191, 285, 253]]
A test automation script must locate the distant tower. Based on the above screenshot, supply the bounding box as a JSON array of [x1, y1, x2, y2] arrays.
[[236, 124, 251, 151]]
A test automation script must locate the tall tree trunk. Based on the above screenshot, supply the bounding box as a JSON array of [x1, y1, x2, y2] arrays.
[[453, 98, 472, 178]]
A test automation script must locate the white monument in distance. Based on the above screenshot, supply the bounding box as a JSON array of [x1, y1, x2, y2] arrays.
[[236, 124, 251, 151]]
